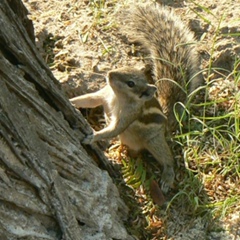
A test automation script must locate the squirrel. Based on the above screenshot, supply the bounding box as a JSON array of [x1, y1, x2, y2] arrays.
[[70, 4, 202, 192], [70, 67, 174, 192]]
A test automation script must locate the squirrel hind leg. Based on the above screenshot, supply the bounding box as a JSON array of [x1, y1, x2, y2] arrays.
[[144, 134, 175, 193], [161, 165, 175, 193], [126, 148, 141, 159]]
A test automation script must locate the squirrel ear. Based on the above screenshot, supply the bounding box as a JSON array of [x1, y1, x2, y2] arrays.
[[141, 64, 155, 84]]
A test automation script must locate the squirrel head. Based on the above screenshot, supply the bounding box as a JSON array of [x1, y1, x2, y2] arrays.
[[107, 67, 156, 102]]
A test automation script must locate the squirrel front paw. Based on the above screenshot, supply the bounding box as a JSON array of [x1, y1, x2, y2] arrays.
[[82, 133, 95, 145]]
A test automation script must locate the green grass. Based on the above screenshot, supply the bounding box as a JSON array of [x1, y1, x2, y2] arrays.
[[171, 1, 240, 229]]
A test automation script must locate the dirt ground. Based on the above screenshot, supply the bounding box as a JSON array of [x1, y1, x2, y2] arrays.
[[23, 0, 239, 239]]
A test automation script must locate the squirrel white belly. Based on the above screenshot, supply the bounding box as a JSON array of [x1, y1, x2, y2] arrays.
[[70, 4, 202, 192]]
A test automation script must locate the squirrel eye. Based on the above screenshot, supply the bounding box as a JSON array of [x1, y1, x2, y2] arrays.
[[127, 81, 135, 88]]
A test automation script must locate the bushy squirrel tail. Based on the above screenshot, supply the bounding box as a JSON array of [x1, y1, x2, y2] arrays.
[[120, 4, 203, 129], [121, 4, 202, 89]]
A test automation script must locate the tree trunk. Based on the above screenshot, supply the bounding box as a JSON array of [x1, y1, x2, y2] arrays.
[[0, 0, 132, 239]]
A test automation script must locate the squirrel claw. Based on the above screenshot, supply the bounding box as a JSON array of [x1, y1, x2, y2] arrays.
[[160, 180, 172, 194], [160, 168, 175, 193], [82, 134, 94, 145]]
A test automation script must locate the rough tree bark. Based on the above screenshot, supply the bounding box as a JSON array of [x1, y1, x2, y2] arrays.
[[0, 0, 132, 239]]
